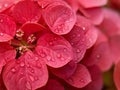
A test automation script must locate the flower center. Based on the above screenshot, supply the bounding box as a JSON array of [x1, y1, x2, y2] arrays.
[[11, 29, 37, 56]]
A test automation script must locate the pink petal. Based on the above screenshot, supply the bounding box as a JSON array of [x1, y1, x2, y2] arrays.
[[0, 0, 20, 13], [36, 33, 73, 68], [85, 27, 98, 49], [64, 0, 79, 12], [3, 51, 48, 90], [114, 61, 120, 90], [0, 42, 16, 74], [64, 64, 91, 88], [96, 42, 113, 71], [81, 65, 103, 90], [0, 75, 6, 90], [78, 0, 107, 8], [110, 35, 120, 64], [20, 22, 46, 40], [50, 61, 77, 79], [99, 8, 120, 37], [81, 31, 108, 66], [79, 7, 104, 25], [11, 0, 41, 24], [38, 79, 64, 90], [64, 24, 86, 63], [0, 14, 16, 42], [42, 0, 76, 35]]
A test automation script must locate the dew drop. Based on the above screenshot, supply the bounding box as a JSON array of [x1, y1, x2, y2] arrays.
[[4, 4, 8, 7], [79, 79, 85, 84], [26, 81, 32, 90], [96, 54, 101, 59], [11, 68, 16, 73], [77, 34, 81, 37], [0, 6, 2, 9], [57, 54, 61, 58], [0, 19, 3, 23], [29, 75, 35, 82], [76, 49, 81, 53], [63, 48, 67, 52], [0, 33, 4, 36], [39, 52, 46, 58], [82, 27, 86, 31], [46, 56, 51, 61], [36, 62, 42, 68], [20, 62, 25, 67], [61, 57, 65, 61], [35, 76, 39, 80], [68, 78, 74, 83], [31, 69, 34, 73], [35, 57, 38, 61], [49, 41, 53, 45]]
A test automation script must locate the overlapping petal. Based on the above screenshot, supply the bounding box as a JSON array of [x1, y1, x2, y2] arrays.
[[0, 42, 16, 74], [0, 14, 16, 42], [11, 0, 41, 24], [3, 51, 48, 90], [42, 0, 76, 35], [36, 33, 73, 68], [78, 0, 108, 8], [64, 64, 91, 88]]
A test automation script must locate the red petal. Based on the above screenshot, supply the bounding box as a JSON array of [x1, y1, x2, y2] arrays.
[[0, 42, 16, 74], [0, 0, 20, 13], [0, 14, 16, 42], [110, 35, 120, 64], [78, 0, 107, 8], [80, 7, 104, 25], [0, 75, 6, 90], [36, 33, 73, 68], [20, 22, 46, 40], [43, 1, 76, 35], [11, 0, 41, 24], [38, 79, 64, 90], [114, 61, 120, 90], [99, 8, 120, 37], [81, 65, 103, 90], [64, 64, 91, 88], [3, 51, 48, 90], [85, 27, 98, 49], [64, 24, 86, 63], [50, 61, 77, 79]]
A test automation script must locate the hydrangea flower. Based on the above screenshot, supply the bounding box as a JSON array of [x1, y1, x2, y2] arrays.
[[2, 0, 119, 90]]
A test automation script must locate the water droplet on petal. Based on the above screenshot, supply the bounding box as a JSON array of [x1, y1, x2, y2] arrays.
[[46, 56, 51, 61], [26, 81, 32, 90], [35, 76, 39, 80], [61, 57, 65, 61], [35, 57, 38, 61], [40, 52, 46, 58], [31, 69, 34, 73], [20, 62, 25, 67], [0, 33, 4, 36], [79, 79, 85, 84], [11, 68, 16, 73], [82, 27, 86, 30], [57, 54, 61, 58], [0, 19, 3, 23], [63, 48, 67, 52], [29, 75, 35, 81], [76, 49, 81, 53], [36, 62, 42, 68], [68, 78, 74, 83], [49, 41, 53, 45], [4, 4, 8, 7], [96, 54, 101, 59], [0, 6, 2, 9]]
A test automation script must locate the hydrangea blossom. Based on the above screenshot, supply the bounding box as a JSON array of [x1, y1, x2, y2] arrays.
[[1, 0, 120, 90]]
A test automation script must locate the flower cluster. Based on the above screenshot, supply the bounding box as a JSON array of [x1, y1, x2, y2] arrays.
[[0, 0, 120, 90]]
